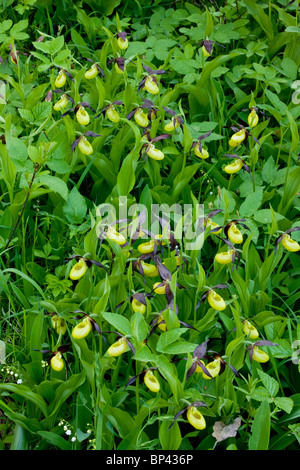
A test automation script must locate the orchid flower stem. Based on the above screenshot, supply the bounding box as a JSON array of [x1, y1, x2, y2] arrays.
[[227, 174, 233, 191]]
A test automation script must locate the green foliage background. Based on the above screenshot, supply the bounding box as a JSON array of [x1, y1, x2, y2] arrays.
[[0, 0, 300, 451]]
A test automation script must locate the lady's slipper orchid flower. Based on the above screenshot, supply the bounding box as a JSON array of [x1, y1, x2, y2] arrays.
[[51, 315, 67, 335], [196, 284, 229, 312], [107, 336, 128, 357], [215, 249, 234, 265], [79, 57, 105, 79], [187, 406, 206, 430], [202, 356, 222, 380], [132, 297, 146, 314], [229, 128, 247, 147], [207, 289, 226, 311], [245, 340, 278, 364], [227, 222, 243, 244], [117, 31, 129, 50], [224, 158, 244, 174], [140, 133, 171, 162], [275, 227, 300, 253], [54, 69, 67, 88], [144, 369, 160, 392], [134, 108, 149, 127], [138, 239, 156, 254], [191, 130, 212, 159], [157, 314, 167, 331], [51, 352, 65, 371], [168, 401, 207, 431], [71, 131, 101, 156], [69, 258, 87, 280], [107, 56, 126, 74], [106, 225, 126, 245], [95, 100, 124, 123], [76, 105, 90, 126], [162, 107, 184, 133], [137, 260, 159, 277], [153, 281, 167, 295], [53, 93, 69, 111], [138, 64, 168, 95], [72, 316, 92, 340], [205, 218, 222, 235], [196, 39, 225, 58], [243, 320, 259, 340]]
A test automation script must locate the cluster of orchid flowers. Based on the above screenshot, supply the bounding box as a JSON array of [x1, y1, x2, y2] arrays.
[[40, 210, 300, 431], [24, 29, 299, 433]]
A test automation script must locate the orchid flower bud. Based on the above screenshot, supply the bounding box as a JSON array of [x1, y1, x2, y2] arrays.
[[115, 62, 124, 74], [248, 109, 259, 128], [51, 315, 67, 335]]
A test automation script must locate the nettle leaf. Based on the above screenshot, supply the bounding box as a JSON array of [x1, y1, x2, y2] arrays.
[[273, 397, 294, 414], [239, 187, 263, 218], [63, 186, 87, 225], [37, 174, 68, 201], [257, 369, 279, 398]]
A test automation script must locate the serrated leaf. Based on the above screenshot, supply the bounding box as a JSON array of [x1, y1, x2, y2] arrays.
[[63, 186, 87, 224]]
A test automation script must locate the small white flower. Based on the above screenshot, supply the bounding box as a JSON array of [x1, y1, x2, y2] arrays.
[[71, 437, 76, 442], [65, 429, 71, 435], [17, 379, 23, 384]]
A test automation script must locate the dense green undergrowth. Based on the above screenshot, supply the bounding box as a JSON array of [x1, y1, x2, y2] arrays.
[[0, 0, 300, 451]]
